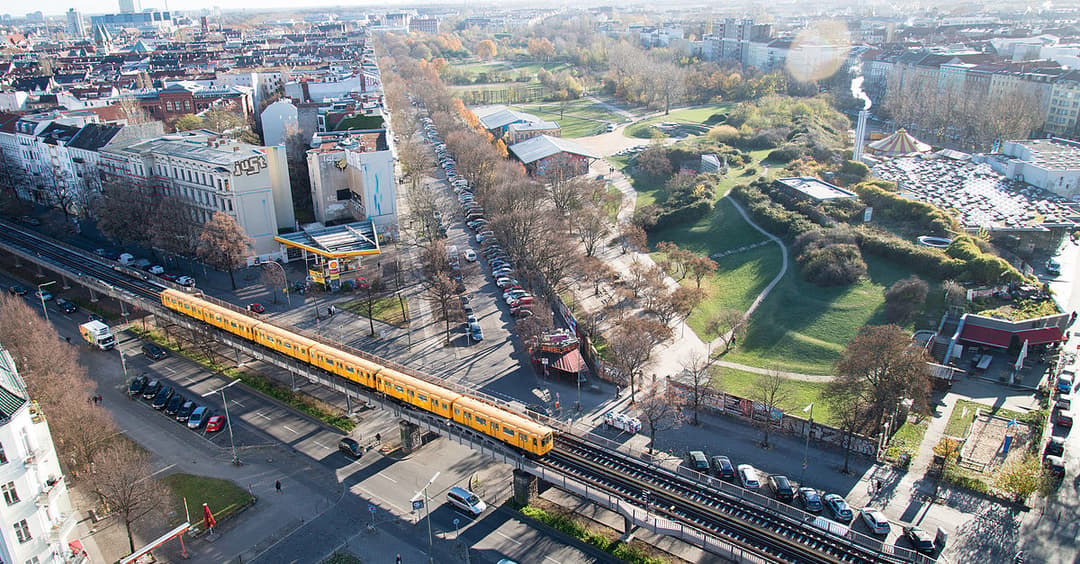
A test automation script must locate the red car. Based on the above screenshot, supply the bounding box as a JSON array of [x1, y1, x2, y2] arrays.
[[247, 303, 265, 314], [205, 415, 225, 432]]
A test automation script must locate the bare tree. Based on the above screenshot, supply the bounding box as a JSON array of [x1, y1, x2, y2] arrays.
[[579, 256, 615, 296], [638, 379, 682, 453], [825, 375, 873, 473], [196, 212, 254, 290], [679, 350, 715, 425], [608, 316, 673, 403], [361, 275, 383, 337], [686, 255, 719, 289], [424, 271, 461, 344], [150, 196, 200, 260], [577, 204, 610, 257], [706, 309, 747, 356], [87, 441, 173, 553], [754, 368, 789, 448], [92, 180, 152, 247], [260, 263, 287, 304]]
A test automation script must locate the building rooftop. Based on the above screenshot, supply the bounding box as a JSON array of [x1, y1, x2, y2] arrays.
[[103, 130, 266, 166], [509, 134, 599, 164], [774, 177, 857, 201], [274, 220, 380, 258], [1010, 138, 1080, 170], [478, 108, 540, 131]]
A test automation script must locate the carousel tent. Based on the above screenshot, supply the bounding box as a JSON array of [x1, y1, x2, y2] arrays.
[[867, 129, 932, 157]]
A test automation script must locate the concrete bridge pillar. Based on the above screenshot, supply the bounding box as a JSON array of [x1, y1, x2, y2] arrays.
[[512, 469, 537, 506], [399, 420, 422, 453]]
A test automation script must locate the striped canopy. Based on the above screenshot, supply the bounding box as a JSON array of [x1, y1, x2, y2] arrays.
[[867, 129, 931, 156]]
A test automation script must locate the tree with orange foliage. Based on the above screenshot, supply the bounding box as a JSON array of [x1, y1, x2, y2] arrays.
[[477, 39, 497, 60], [452, 98, 480, 130]]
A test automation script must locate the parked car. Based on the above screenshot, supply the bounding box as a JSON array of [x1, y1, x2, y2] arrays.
[[55, 298, 77, 314], [128, 375, 148, 398], [35, 289, 53, 302], [860, 508, 891, 535], [446, 486, 487, 517], [463, 249, 477, 262], [187, 406, 210, 429], [141, 379, 162, 400], [469, 322, 484, 342], [152, 386, 175, 410], [247, 303, 266, 314], [176, 276, 195, 287], [504, 290, 529, 304], [769, 475, 795, 502], [142, 343, 167, 361], [710, 456, 735, 480], [339, 437, 364, 459], [903, 526, 936, 555], [147, 265, 165, 275], [685, 450, 709, 472], [736, 464, 760, 491], [1058, 373, 1074, 394], [7, 285, 27, 296], [1045, 454, 1067, 477], [510, 297, 535, 308], [165, 394, 184, 416], [1047, 258, 1062, 275], [176, 401, 197, 423], [797, 487, 822, 512], [1055, 407, 1073, 427], [205, 415, 225, 432], [1045, 436, 1066, 457], [88, 313, 105, 323], [823, 493, 853, 522], [496, 277, 518, 289]]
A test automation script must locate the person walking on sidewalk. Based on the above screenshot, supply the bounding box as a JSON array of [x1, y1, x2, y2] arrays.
[[275, 480, 281, 494]]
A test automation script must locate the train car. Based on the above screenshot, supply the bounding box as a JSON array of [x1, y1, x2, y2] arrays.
[[159, 289, 556, 456], [451, 396, 553, 456], [252, 320, 318, 364]]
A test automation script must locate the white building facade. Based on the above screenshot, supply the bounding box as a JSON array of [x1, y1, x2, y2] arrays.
[[0, 347, 80, 564]]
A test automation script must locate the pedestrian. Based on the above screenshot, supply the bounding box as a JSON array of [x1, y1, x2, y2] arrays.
[[275, 480, 281, 494], [396, 555, 401, 564], [875, 479, 882, 491], [375, 433, 381, 443], [64, 336, 70, 344]]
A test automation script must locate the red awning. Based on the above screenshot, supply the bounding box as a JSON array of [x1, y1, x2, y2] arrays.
[[552, 349, 585, 373], [960, 325, 1012, 348], [68, 539, 84, 553], [1015, 327, 1065, 345]]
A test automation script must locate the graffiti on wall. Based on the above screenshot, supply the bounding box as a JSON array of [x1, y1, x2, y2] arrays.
[[233, 155, 268, 176]]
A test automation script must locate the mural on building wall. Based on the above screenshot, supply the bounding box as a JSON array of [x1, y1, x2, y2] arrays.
[[233, 154, 268, 176]]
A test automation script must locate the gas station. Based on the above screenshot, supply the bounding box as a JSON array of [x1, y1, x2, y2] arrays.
[[274, 221, 382, 291]]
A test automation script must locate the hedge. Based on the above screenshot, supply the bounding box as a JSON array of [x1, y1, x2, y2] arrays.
[[851, 181, 959, 236]]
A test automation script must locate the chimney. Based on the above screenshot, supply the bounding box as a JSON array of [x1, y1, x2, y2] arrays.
[[234, 146, 239, 151]]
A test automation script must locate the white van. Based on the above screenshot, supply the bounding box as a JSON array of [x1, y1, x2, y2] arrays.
[[737, 464, 761, 491], [118, 253, 135, 266], [447, 486, 486, 517]]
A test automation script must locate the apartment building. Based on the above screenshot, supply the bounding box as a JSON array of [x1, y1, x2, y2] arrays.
[[100, 130, 295, 262], [306, 131, 396, 228], [0, 346, 81, 564]]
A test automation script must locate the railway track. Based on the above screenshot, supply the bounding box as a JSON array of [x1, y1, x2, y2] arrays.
[[0, 222, 925, 564], [0, 222, 162, 302], [547, 435, 914, 564]]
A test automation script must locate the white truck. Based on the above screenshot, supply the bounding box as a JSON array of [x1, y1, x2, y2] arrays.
[[604, 411, 642, 434], [79, 321, 116, 350]]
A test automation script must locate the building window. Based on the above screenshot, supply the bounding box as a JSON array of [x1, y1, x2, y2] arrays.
[[14, 519, 30, 543], [0, 443, 8, 464], [2, 482, 18, 505], [26, 556, 40, 564]]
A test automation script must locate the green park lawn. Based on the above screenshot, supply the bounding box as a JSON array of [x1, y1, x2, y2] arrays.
[[507, 99, 629, 138], [710, 366, 837, 427], [342, 296, 409, 326], [162, 473, 254, 528], [724, 255, 932, 375], [944, 399, 1027, 438], [625, 103, 733, 138]]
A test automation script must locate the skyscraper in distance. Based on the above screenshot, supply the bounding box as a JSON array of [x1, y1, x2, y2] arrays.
[[66, 8, 87, 38], [118, 0, 141, 14]]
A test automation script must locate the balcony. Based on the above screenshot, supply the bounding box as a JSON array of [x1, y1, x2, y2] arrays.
[[35, 476, 64, 507], [48, 511, 76, 543]]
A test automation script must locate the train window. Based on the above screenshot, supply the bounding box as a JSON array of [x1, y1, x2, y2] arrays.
[[345, 366, 353, 373], [533, 438, 538, 446], [417, 393, 427, 402], [503, 428, 514, 437], [475, 416, 486, 426], [393, 384, 404, 394], [454, 407, 459, 415], [408, 390, 414, 398]]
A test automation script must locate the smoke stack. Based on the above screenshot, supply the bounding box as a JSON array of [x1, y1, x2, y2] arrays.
[[854, 110, 869, 162]]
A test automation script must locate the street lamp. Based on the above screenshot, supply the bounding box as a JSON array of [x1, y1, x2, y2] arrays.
[[36, 281, 56, 323], [411, 471, 440, 564], [119, 349, 128, 377], [203, 379, 242, 466], [263, 261, 290, 306], [800, 403, 814, 486], [541, 357, 549, 380]]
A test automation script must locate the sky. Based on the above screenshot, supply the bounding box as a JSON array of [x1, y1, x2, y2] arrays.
[[31, 0, 464, 18]]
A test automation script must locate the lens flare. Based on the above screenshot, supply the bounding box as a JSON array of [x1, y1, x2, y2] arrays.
[[786, 20, 851, 83]]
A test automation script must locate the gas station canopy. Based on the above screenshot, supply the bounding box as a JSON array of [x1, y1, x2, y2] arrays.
[[275, 220, 381, 259]]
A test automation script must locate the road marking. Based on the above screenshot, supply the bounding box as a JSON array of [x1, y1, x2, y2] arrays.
[[256, 411, 271, 420], [148, 463, 175, 478], [377, 473, 397, 483], [282, 425, 298, 434], [495, 530, 522, 545], [164, 366, 177, 374], [543, 557, 561, 564], [313, 440, 330, 450], [231, 399, 244, 407]]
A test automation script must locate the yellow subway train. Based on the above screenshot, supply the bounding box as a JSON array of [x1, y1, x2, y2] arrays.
[[160, 289, 554, 456]]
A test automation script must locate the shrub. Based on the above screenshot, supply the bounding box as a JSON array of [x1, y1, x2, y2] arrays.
[[798, 243, 867, 286], [707, 124, 740, 144], [767, 145, 804, 163], [851, 181, 959, 236], [704, 112, 728, 125], [885, 275, 929, 323]]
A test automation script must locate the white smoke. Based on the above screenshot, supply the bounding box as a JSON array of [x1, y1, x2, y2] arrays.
[[850, 75, 872, 111]]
